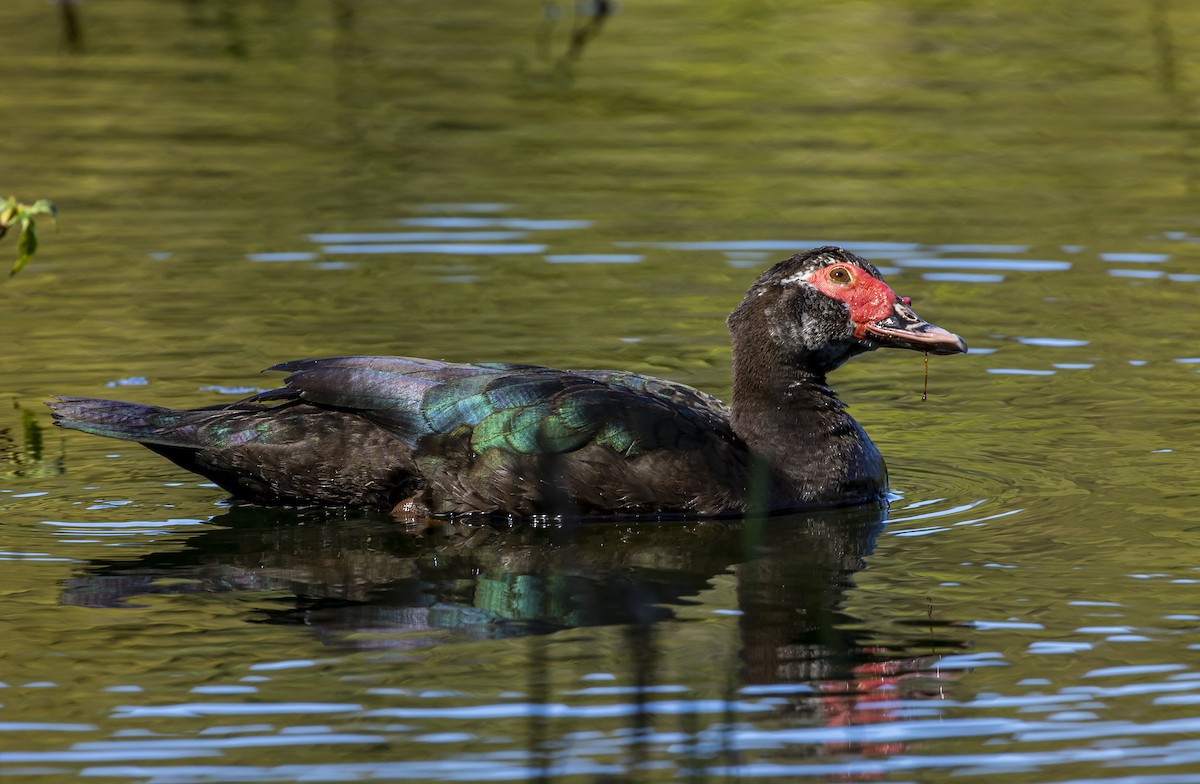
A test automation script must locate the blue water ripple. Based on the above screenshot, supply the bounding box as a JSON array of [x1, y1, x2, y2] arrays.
[[631, 240, 919, 253], [1100, 253, 1170, 263], [987, 368, 1057, 376], [970, 620, 1045, 630], [363, 699, 772, 720], [112, 703, 361, 719], [895, 258, 1071, 272], [399, 217, 592, 230], [732, 716, 1028, 746], [308, 232, 527, 243], [244, 252, 318, 262], [545, 254, 642, 264], [3, 749, 222, 763], [563, 685, 689, 696], [71, 734, 384, 751], [934, 652, 1008, 670], [320, 243, 546, 255], [1017, 717, 1200, 742], [248, 660, 318, 671], [1017, 337, 1089, 347], [0, 722, 96, 732], [1084, 664, 1189, 678], [1029, 641, 1095, 654], [921, 272, 1006, 283], [930, 244, 1030, 253]]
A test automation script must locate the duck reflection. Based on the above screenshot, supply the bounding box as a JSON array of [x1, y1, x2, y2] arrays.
[[62, 503, 961, 765], [63, 505, 883, 651]]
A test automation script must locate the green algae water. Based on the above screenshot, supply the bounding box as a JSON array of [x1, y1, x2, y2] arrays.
[[3, 1, 1200, 781]]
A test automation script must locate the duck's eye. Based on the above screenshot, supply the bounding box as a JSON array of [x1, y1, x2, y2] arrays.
[[828, 266, 853, 285]]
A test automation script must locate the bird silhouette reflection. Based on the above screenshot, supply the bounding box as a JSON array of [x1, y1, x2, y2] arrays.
[[62, 503, 964, 766]]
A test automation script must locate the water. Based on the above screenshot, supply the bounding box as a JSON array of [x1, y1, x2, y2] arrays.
[[3, 1, 1200, 781]]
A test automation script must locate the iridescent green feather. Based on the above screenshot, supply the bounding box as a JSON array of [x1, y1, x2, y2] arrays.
[[407, 366, 723, 458], [422, 375, 496, 431]]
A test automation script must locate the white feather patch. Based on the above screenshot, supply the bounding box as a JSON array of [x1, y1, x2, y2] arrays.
[[780, 270, 815, 286]]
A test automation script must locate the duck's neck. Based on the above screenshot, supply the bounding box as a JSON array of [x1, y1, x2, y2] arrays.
[[729, 315, 886, 509]]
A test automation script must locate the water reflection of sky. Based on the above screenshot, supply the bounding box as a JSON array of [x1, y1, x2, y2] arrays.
[[6, 650, 1200, 779], [234, 204, 1200, 388]]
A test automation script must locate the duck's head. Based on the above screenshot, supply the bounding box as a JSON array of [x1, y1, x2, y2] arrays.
[[729, 246, 968, 374]]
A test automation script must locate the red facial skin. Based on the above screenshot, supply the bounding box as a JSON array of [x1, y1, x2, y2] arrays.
[[806, 264, 904, 338], [805, 262, 967, 355]]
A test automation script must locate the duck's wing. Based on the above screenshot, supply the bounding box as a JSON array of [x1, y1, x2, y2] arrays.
[[264, 356, 750, 515], [263, 356, 738, 456]]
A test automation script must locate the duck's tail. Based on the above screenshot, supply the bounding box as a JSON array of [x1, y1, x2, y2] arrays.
[[46, 397, 201, 449]]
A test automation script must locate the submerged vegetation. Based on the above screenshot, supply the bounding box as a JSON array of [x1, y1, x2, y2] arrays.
[[0, 403, 60, 479]]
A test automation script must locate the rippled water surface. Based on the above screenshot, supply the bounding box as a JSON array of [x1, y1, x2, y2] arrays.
[[3, 2, 1200, 782]]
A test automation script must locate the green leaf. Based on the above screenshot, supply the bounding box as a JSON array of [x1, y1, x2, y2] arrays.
[[12, 222, 37, 277], [29, 199, 58, 223]]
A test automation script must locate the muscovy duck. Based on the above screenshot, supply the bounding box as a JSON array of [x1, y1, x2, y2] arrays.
[[48, 246, 966, 517]]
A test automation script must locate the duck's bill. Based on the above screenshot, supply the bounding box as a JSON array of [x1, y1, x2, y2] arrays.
[[857, 305, 968, 355]]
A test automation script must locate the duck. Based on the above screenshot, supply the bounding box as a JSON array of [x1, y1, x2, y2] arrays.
[[48, 246, 966, 518]]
